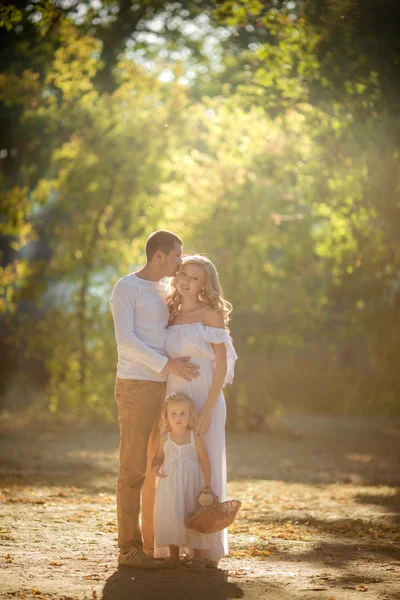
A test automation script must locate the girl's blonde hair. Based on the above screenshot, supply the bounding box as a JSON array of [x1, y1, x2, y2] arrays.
[[159, 392, 197, 432], [168, 254, 232, 329]]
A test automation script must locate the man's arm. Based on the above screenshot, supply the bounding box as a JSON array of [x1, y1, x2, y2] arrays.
[[110, 279, 168, 373], [110, 279, 200, 381]]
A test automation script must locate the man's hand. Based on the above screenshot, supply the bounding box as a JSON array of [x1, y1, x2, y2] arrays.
[[165, 357, 200, 382]]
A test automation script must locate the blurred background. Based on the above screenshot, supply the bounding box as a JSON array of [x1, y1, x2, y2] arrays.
[[1, 0, 399, 427]]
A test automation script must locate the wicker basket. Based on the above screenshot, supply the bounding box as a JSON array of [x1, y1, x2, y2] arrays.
[[186, 490, 241, 534]]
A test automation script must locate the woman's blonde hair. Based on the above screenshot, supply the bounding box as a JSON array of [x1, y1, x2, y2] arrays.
[[168, 254, 232, 328], [159, 392, 197, 432]]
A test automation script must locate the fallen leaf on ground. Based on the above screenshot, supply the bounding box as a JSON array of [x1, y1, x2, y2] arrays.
[[248, 546, 272, 557]]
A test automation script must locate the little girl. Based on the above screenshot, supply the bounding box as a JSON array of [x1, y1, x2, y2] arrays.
[[152, 392, 211, 571]]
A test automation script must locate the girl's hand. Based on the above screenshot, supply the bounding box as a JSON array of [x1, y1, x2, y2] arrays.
[[195, 406, 213, 436], [151, 466, 167, 479]]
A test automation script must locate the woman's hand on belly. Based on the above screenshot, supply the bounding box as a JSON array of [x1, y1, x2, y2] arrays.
[[195, 405, 213, 436]]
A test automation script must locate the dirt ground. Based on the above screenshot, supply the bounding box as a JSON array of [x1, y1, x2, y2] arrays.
[[0, 413, 399, 600]]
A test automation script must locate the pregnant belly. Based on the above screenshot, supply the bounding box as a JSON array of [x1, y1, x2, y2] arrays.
[[166, 357, 214, 411]]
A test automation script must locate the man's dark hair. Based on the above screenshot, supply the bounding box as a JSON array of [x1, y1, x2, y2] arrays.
[[145, 230, 182, 261]]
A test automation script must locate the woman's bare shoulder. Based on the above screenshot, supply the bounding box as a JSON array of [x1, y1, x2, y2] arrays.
[[202, 306, 225, 328]]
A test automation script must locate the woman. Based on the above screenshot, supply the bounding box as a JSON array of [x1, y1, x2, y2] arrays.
[[155, 254, 237, 566]]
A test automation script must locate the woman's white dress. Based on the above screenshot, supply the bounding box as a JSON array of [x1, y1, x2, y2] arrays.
[[155, 322, 237, 561], [154, 429, 209, 550]]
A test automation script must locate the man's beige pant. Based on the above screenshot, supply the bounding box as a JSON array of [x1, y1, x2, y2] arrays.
[[115, 378, 166, 553]]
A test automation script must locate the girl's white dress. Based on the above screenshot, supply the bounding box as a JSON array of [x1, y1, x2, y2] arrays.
[[155, 323, 237, 561], [154, 429, 209, 551]]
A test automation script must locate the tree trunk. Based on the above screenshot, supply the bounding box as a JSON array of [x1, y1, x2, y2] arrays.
[[77, 174, 117, 407]]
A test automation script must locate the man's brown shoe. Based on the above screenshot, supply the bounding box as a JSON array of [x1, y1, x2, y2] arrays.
[[118, 547, 160, 569]]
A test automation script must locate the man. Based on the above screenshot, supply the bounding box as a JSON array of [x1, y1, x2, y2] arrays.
[[110, 230, 200, 569]]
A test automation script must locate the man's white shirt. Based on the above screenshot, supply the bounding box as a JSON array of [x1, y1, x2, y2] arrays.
[[110, 273, 169, 381]]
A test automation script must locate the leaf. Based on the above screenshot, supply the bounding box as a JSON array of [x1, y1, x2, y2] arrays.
[[248, 545, 273, 558]]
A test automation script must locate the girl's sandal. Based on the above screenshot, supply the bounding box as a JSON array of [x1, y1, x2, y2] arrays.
[[161, 556, 180, 569], [187, 559, 206, 572]]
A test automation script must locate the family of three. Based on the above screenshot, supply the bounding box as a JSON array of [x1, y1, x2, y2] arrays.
[[110, 230, 237, 571]]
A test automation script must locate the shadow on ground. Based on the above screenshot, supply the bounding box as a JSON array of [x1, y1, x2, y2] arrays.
[[270, 539, 399, 567], [355, 489, 400, 512], [102, 567, 244, 600]]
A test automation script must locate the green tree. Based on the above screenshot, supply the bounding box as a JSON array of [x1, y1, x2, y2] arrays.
[[14, 21, 188, 415]]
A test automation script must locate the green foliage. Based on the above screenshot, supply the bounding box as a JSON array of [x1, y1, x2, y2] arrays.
[[19, 25, 189, 413], [0, 185, 33, 313], [1, 1, 399, 422], [0, 5, 23, 31]]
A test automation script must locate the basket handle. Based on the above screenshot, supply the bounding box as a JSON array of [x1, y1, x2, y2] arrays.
[[209, 489, 219, 504], [199, 488, 220, 506]]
